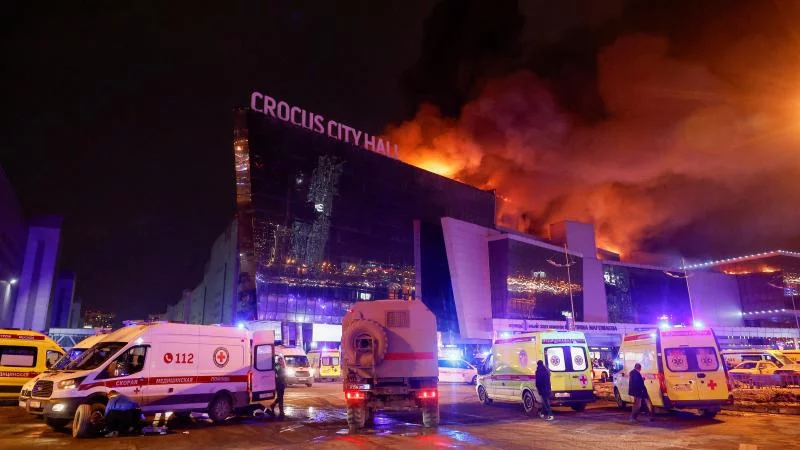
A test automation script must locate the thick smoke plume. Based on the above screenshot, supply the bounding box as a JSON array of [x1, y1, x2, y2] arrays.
[[388, 33, 800, 256]]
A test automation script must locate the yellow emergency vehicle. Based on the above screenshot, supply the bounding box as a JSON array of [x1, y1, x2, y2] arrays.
[[613, 327, 732, 418], [476, 331, 595, 415], [308, 349, 341, 381], [1, 329, 64, 400]]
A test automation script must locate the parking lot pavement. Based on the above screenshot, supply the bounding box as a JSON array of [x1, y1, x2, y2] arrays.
[[1, 382, 798, 449]]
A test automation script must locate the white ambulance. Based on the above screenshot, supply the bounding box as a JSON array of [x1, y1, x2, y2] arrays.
[[30, 322, 276, 437], [612, 327, 732, 418], [274, 345, 314, 387], [20, 333, 110, 415]]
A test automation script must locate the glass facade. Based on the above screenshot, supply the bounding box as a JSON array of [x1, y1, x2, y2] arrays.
[[236, 110, 495, 333], [602, 264, 692, 325], [489, 238, 584, 321]]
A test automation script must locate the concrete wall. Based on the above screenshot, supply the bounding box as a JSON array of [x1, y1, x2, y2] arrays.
[[441, 217, 494, 341], [690, 270, 745, 327], [12, 217, 62, 332]]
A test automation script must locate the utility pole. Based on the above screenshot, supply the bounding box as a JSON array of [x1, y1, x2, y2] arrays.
[[547, 244, 577, 329]]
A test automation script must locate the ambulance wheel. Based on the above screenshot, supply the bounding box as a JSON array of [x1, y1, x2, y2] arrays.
[[699, 408, 719, 419], [72, 403, 104, 438], [422, 400, 439, 428], [522, 390, 537, 416], [570, 403, 586, 412], [45, 417, 69, 430], [208, 394, 233, 423], [478, 385, 492, 405], [306, 382, 313, 387], [346, 403, 366, 431], [613, 388, 626, 409]]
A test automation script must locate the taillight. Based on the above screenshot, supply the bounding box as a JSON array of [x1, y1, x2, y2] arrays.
[[656, 373, 667, 394], [247, 371, 253, 391], [345, 390, 365, 400], [417, 389, 437, 399], [726, 374, 733, 392]]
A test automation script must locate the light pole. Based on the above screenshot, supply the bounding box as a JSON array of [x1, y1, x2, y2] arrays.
[[1, 278, 18, 327], [767, 275, 800, 350], [547, 244, 577, 329], [665, 258, 696, 325]]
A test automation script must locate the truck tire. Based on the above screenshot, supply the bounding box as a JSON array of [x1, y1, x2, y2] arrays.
[[45, 417, 70, 430], [342, 319, 388, 367], [347, 403, 366, 431], [72, 403, 104, 438], [422, 400, 439, 428], [208, 394, 233, 423], [365, 407, 375, 426], [570, 403, 586, 412]]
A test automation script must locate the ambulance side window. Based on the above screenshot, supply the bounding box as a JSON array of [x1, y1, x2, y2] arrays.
[[45, 350, 62, 369], [99, 346, 148, 379], [480, 354, 494, 375], [255, 345, 274, 371]]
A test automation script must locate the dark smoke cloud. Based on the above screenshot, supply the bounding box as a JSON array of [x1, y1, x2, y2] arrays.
[[390, 1, 800, 257]]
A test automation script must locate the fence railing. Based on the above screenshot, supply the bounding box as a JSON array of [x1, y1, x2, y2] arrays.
[[730, 373, 800, 388]]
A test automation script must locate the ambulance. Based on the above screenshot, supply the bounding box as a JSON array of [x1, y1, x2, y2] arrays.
[[19, 333, 109, 414], [30, 322, 276, 437], [275, 345, 314, 386], [612, 327, 732, 418], [1, 329, 64, 400], [476, 331, 595, 415], [308, 349, 341, 382]]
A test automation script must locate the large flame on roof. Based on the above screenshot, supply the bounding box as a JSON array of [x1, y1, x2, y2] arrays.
[[387, 34, 800, 255]]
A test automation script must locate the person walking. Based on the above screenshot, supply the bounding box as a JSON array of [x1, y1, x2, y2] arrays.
[[103, 390, 142, 437], [628, 363, 652, 422], [535, 360, 554, 421], [270, 355, 286, 419]]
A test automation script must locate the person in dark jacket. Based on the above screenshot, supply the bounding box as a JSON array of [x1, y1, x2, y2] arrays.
[[535, 360, 554, 421], [103, 390, 142, 437], [628, 363, 652, 422], [270, 356, 286, 418]]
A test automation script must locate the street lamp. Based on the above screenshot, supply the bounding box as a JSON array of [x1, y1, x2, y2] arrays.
[[1, 278, 18, 328], [547, 244, 577, 330], [767, 275, 800, 350]]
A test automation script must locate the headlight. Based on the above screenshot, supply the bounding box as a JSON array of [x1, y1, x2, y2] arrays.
[[286, 368, 295, 376], [57, 377, 85, 390]]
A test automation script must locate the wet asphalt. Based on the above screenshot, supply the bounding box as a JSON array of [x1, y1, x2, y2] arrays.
[[1, 383, 797, 449]]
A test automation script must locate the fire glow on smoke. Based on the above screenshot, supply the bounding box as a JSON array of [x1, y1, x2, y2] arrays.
[[387, 34, 800, 256]]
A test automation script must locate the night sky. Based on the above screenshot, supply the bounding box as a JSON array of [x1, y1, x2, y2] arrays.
[[2, 1, 798, 321]]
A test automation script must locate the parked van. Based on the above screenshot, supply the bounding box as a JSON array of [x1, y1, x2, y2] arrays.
[[613, 327, 732, 418], [720, 349, 793, 369], [19, 333, 109, 414], [1, 329, 64, 400], [307, 349, 340, 381], [275, 345, 313, 386], [30, 322, 276, 437], [476, 331, 595, 415]]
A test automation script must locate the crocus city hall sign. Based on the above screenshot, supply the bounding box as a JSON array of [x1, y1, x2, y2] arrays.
[[250, 91, 399, 159]]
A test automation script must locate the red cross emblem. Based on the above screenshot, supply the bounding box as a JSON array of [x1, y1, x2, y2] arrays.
[[707, 379, 717, 390], [579, 375, 588, 385], [213, 347, 229, 368]]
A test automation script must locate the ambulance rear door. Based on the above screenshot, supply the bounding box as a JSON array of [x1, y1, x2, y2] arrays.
[[251, 330, 275, 402]]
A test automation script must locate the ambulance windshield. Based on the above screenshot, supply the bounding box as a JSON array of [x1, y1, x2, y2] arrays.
[[52, 347, 88, 370], [66, 342, 126, 370], [284, 355, 309, 367]]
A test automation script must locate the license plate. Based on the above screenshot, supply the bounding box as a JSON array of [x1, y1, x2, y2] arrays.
[[554, 392, 571, 398], [348, 384, 370, 390], [672, 385, 691, 391], [30, 400, 41, 408]]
